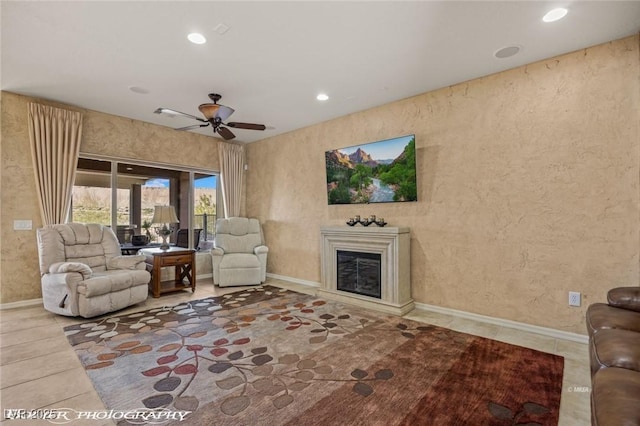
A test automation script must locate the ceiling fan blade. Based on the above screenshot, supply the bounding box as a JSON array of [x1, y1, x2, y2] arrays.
[[217, 126, 236, 140], [226, 122, 266, 131], [175, 123, 210, 131], [154, 108, 208, 123]]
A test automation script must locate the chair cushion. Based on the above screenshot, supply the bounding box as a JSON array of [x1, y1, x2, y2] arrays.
[[218, 256, 261, 287], [586, 303, 640, 336], [219, 253, 261, 270], [215, 218, 263, 254], [78, 269, 150, 298], [591, 367, 640, 426], [78, 284, 148, 319], [37, 223, 121, 274], [590, 328, 640, 375], [216, 217, 260, 235], [608, 287, 640, 313]]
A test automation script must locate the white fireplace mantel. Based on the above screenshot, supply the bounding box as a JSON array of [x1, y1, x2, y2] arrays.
[[320, 226, 413, 316]]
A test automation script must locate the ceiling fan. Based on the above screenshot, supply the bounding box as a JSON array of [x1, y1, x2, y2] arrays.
[[154, 93, 266, 140]]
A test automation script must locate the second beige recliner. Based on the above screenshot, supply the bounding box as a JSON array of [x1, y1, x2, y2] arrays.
[[211, 217, 268, 287]]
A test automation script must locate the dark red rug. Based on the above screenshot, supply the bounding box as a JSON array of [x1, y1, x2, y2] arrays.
[[64, 286, 563, 425]]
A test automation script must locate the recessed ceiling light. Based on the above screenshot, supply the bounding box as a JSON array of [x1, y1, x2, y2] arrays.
[[494, 45, 521, 59], [187, 33, 207, 44], [316, 93, 329, 101], [543, 8, 568, 23]]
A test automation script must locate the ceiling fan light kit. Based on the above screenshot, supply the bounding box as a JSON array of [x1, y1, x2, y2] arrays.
[[156, 93, 265, 141], [198, 103, 234, 121]]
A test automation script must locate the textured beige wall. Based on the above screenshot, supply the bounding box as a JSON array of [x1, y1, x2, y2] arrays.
[[1, 92, 223, 303], [246, 36, 640, 335]]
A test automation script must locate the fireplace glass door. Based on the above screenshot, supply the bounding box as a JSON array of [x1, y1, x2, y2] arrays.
[[337, 250, 381, 299]]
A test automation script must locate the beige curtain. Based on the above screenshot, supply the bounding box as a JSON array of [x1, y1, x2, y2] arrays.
[[28, 103, 83, 225], [218, 143, 245, 218]]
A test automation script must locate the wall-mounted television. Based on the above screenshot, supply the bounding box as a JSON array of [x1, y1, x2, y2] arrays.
[[325, 134, 417, 205]]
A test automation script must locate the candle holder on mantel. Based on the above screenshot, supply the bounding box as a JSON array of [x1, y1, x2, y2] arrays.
[[346, 215, 388, 227], [375, 218, 388, 227]]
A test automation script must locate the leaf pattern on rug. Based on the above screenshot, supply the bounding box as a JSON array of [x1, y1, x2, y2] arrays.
[[64, 286, 421, 418], [63, 286, 565, 425], [488, 400, 551, 425]]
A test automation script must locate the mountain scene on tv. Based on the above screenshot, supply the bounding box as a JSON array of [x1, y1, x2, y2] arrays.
[[325, 135, 417, 204]]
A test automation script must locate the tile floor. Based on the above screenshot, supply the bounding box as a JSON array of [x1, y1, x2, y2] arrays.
[[0, 278, 591, 425]]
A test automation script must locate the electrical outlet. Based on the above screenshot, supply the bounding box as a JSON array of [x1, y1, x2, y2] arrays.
[[13, 220, 32, 230], [569, 291, 581, 307]]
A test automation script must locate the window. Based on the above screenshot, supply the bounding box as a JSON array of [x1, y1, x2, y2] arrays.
[[194, 174, 216, 243], [139, 177, 170, 243], [71, 158, 112, 226], [72, 156, 218, 247]]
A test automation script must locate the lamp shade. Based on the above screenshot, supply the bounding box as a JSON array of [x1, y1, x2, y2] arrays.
[[152, 205, 179, 224]]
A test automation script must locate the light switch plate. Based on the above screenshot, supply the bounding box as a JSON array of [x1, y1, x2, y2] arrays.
[[13, 220, 32, 230]]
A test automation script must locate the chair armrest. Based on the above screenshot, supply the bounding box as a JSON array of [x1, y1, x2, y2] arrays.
[[254, 245, 269, 255], [107, 254, 146, 270], [608, 287, 640, 312], [211, 247, 225, 285], [48, 262, 92, 280]]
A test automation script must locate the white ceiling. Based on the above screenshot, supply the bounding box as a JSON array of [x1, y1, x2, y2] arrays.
[[2, 1, 639, 144]]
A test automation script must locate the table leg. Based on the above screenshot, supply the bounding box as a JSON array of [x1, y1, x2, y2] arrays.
[[152, 258, 161, 298]]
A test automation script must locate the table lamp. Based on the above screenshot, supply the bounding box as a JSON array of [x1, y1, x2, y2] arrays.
[[152, 205, 179, 250]]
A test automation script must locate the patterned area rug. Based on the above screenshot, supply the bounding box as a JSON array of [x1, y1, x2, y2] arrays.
[[64, 286, 564, 425]]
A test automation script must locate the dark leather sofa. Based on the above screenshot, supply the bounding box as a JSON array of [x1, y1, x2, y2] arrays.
[[586, 287, 640, 425]]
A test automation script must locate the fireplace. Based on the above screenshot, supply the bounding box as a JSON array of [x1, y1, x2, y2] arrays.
[[337, 250, 382, 299], [320, 226, 413, 315]]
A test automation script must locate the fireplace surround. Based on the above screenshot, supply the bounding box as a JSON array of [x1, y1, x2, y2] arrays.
[[320, 226, 413, 315]]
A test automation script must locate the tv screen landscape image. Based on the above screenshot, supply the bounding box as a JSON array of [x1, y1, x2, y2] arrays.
[[325, 134, 417, 205]]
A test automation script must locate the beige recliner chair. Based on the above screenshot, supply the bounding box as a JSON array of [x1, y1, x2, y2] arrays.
[[212, 217, 268, 287], [37, 223, 150, 318]]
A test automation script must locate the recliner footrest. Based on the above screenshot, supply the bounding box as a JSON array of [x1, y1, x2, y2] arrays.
[[591, 367, 640, 426]]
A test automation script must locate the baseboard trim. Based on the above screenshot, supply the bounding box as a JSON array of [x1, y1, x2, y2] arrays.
[[1, 275, 214, 310], [1, 298, 43, 310], [2, 279, 588, 343], [266, 273, 320, 288], [414, 301, 588, 344], [265, 273, 587, 344], [197, 273, 213, 280]]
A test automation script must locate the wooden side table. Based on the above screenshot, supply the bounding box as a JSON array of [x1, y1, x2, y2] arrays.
[[142, 247, 196, 298]]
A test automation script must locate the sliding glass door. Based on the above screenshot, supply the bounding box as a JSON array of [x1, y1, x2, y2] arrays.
[[71, 156, 218, 248], [194, 174, 217, 245]]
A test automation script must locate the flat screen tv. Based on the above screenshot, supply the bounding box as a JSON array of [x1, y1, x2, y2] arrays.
[[325, 134, 417, 205]]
